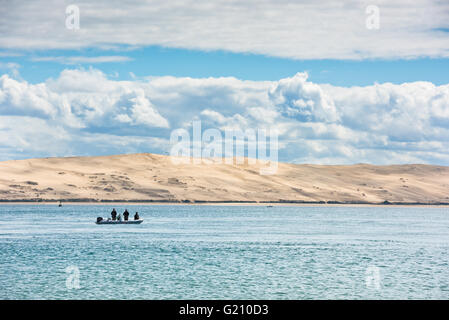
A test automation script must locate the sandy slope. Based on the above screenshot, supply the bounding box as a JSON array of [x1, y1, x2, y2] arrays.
[[0, 153, 448, 204]]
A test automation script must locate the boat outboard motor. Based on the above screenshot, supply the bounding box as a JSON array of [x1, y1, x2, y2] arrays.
[[96, 217, 103, 223]]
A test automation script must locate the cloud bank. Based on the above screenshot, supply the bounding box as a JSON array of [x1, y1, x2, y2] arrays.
[[1, 0, 449, 59], [1, 68, 448, 164]]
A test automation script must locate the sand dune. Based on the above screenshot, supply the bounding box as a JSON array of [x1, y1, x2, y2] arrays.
[[0, 153, 448, 204]]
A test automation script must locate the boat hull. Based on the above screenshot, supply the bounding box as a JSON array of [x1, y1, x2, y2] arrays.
[[96, 219, 143, 225]]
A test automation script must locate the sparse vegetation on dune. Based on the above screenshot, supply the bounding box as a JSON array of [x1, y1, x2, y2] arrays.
[[0, 153, 448, 204]]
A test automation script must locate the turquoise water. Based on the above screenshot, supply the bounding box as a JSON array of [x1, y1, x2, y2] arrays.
[[0, 204, 448, 299]]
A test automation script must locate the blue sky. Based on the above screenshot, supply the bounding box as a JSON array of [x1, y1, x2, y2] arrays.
[[3, 46, 449, 86], [1, 0, 449, 164]]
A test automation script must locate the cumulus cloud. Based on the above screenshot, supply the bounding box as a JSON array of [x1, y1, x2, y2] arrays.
[[269, 72, 339, 123], [1, 68, 449, 164], [0, 74, 57, 118], [127, 92, 169, 128], [0, 68, 171, 160], [0, 0, 449, 59]]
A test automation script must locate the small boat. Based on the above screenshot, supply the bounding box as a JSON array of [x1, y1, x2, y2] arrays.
[[96, 219, 143, 225]]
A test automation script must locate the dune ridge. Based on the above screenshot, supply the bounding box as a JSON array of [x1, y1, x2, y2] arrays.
[[0, 153, 449, 204]]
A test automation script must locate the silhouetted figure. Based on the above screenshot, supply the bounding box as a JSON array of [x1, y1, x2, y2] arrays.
[[117, 213, 122, 221], [123, 209, 130, 221], [96, 217, 103, 223], [111, 208, 117, 221], [134, 212, 140, 220]]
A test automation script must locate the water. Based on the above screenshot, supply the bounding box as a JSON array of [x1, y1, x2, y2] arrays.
[[0, 204, 448, 299]]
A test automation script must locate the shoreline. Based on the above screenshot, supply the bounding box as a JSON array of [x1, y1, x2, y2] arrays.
[[1, 200, 449, 207]]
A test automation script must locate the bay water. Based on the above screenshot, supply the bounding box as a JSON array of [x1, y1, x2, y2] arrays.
[[0, 204, 448, 299]]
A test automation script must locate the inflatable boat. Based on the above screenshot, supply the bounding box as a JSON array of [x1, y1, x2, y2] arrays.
[[96, 219, 143, 225]]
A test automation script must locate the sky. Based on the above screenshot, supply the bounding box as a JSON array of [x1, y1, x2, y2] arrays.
[[0, 0, 449, 164]]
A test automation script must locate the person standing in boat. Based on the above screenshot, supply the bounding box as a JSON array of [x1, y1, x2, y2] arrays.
[[111, 208, 117, 221], [123, 209, 130, 221], [134, 212, 140, 220]]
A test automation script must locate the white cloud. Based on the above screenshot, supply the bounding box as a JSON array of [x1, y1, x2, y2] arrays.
[[31, 56, 132, 64], [0, 62, 21, 78], [269, 72, 339, 123], [0, 52, 23, 57], [0, 74, 56, 118], [0, 116, 71, 160], [0, 0, 448, 59], [1, 68, 449, 164], [1, 68, 170, 131], [201, 109, 227, 124], [129, 93, 169, 128]]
